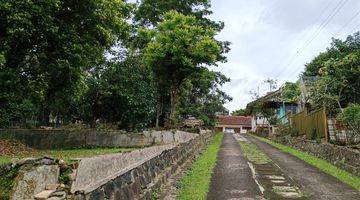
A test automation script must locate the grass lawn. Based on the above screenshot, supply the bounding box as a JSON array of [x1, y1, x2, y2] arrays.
[[176, 133, 223, 200], [252, 135, 360, 191], [0, 147, 136, 165]]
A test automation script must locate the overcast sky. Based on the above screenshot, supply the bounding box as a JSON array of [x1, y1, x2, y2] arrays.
[[208, 0, 360, 112]]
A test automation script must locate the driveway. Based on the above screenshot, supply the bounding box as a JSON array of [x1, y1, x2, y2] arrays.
[[207, 133, 360, 200]]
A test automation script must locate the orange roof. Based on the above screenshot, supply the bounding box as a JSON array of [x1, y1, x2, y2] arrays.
[[216, 115, 252, 126]]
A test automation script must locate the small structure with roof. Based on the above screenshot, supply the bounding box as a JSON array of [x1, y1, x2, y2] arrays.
[[215, 115, 253, 133]]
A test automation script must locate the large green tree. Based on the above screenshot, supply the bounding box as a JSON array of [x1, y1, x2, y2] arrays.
[[304, 32, 360, 113], [78, 56, 158, 130], [134, 0, 223, 31], [0, 0, 132, 126], [133, 0, 230, 127], [179, 69, 232, 126], [143, 11, 223, 124]]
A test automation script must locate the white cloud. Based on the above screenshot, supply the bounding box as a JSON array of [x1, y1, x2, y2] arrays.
[[210, 0, 360, 111]]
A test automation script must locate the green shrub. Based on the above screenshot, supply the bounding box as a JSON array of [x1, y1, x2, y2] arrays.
[[338, 104, 360, 132], [0, 100, 37, 128]]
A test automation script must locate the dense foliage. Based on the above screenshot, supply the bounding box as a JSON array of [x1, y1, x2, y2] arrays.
[[304, 32, 360, 113], [0, 0, 231, 129], [179, 69, 232, 126], [231, 109, 248, 116], [143, 11, 223, 124], [281, 82, 300, 102], [337, 104, 360, 133], [0, 0, 132, 127]]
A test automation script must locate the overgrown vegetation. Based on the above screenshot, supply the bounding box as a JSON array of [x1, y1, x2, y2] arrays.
[[304, 33, 360, 112], [281, 82, 301, 102], [337, 104, 360, 133], [0, 165, 20, 200], [253, 135, 360, 190], [0, 0, 231, 130], [176, 133, 223, 200]]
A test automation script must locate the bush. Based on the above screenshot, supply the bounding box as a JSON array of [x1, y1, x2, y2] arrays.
[[0, 100, 37, 128], [338, 104, 360, 132]]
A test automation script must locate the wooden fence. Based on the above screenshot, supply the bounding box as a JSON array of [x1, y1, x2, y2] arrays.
[[290, 107, 328, 141]]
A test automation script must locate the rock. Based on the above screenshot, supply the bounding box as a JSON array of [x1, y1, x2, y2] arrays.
[[34, 190, 56, 200], [69, 169, 77, 181], [47, 196, 66, 200], [11, 165, 60, 200], [58, 159, 65, 165], [59, 184, 66, 188], [45, 184, 60, 190], [49, 190, 66, 198], [40, 157, 56, 165], [3, 164, 12, 171], [17, 157, 38, 165]]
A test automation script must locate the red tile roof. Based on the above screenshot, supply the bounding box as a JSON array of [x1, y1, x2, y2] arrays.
[[216, 115, 252, 126]]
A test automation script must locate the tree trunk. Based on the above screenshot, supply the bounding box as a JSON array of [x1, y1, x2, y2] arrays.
[[169, 86, 180, 126], [156, 102, 162, 128]]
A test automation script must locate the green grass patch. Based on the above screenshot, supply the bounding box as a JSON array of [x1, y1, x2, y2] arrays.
[[176, 133, 223, 200], [252, 135, 360, 191], [0, 147, 135, 165], [238, 141, 271, 164]]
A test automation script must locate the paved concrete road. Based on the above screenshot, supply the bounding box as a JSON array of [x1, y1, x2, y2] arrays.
[[207, 132, 263, 200], [244, 134, 360, 200]]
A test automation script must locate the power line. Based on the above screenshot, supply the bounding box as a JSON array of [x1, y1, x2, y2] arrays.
[[296, 0, 349, 55], [274, 0, 348, 80], [319, 8, 360, 51], [287, 3, 359, 78], [272, 0, 336, 79]]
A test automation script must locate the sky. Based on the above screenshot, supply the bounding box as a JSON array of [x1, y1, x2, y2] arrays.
[[208, 0, 360, 112]]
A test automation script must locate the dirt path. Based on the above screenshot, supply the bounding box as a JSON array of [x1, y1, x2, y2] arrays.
[[243, 134, 360, 200], [207, 132, 263, 200]]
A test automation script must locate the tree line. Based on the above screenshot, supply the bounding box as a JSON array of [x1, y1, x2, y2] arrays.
[[0, 0, 232, 130]]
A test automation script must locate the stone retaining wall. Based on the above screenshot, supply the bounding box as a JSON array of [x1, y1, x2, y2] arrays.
[[272, 135, 360, 176], [72, 130, 213, 200], [0, 129, 198, 149]]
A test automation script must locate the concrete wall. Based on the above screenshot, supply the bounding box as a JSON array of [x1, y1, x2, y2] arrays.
[[72, 130, 213, 200], [0, 129, 199, 149], [0, 129, 153, 149], [273, 135, 360, 176]]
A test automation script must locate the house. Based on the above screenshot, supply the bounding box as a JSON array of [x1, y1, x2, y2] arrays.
[[246, 89, 298, 133], [215, 115, 253, 133]]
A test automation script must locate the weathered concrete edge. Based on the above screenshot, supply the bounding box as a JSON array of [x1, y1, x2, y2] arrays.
[[73, 130, 213, 199], [70, 144, 176, 194], [70, 133, 198, 194]]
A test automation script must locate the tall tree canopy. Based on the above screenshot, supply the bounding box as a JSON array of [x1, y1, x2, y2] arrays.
[[179, 69, 232, 126], [304, 32, 360, 113], [143, 11, 223, 124], [0, 0, 231, 130], [0, 0, 132, 126], [134, 0, 223, 31]]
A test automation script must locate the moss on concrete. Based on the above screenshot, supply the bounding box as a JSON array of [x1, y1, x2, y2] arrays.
[[238, 141, 271, 164]]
